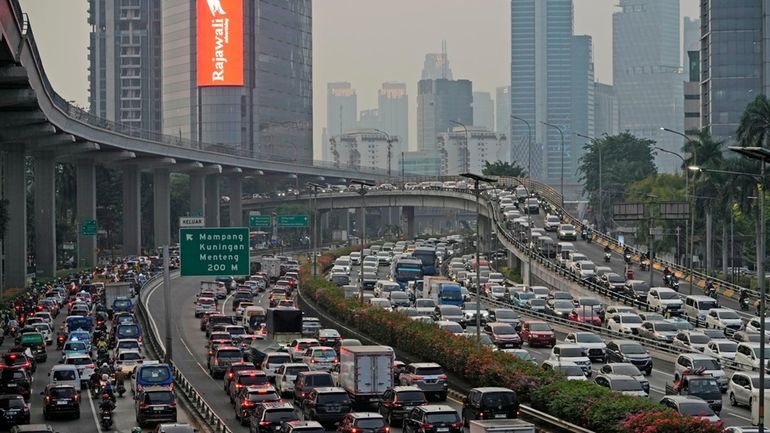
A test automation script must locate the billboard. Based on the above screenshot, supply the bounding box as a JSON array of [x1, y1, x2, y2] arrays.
[[197, 0, 243, 87]]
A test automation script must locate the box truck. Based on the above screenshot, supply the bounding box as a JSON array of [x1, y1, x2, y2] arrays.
[[338, 345, 394, 404]]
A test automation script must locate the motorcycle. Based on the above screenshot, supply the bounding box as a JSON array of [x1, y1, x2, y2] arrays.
[[56, 335, 65, 350], [740, 297, 750, 311], [580, 229, 588, 240], [116, 382, 126, 398], [100, 409, 113, 429], [624, 252, 632, 264], [603, 252, 611, 263], [639, 259, 650, 272]]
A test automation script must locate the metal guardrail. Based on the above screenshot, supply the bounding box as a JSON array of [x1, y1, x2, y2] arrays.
[[135, 273, 233, 433]]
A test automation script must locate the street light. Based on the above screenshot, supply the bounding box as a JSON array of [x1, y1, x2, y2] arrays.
[[449, 120, 470, 174], [306, 182, 323, 277], [460, 172, 498, 344], [691, 157, 767, 433], [351, 179, 375, 305], [576, 133, 602, 230], [540, 121, 565, 207], [510, 115, 532, 178]]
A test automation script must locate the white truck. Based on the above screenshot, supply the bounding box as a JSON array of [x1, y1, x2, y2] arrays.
[[256, 257, 282, 283], [338, 345, 394, 404], [104, 282, 134, 314], [470, 420, 535, 433]]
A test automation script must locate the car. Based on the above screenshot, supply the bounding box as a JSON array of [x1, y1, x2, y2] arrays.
[[41, 384, 80, 420], [735, 342, 770, 371], [378, 386, 427, 426], [519, 321, 555, 347], [728, 371, 768, 408], [228, 370, 270, 401], [336, 412, 389, 433], [672, 331, 711, 352], [487, 308, 520, 326], [540, 360, 587, 380], [293, 371, 335, 407], [606, 313, 644, 335], [316, 329, 342, 347], [302, 346, 338, 371], [593, 374, 648, 397], [647, 287, 683, 313], [605, 340, 652, 375], [557, 224, 577, 241], [399, 363, 448, 401], [301, 387, 352, 423], [545, 300, 574, 318], [461, 387, 519, 425], [0, 394, 30, 427], [275, 363, 311, 396], [673, 353, 727, 390], [549, 344, 592, 374], [233, 385, 281, 425], [705, 308, 743, 334], [135, 385, 178, 427], [402, 405, 462, 433], [152, 424, 197, 433], [598, 363, 649, 393], [703, 340, 738, 362], [223, 362, 255, 392], [573, 261, 596, 280], [279, 420, 326, 433], [658, 395, 720, 423], [622, 280, 650, 300], [48, 364, 81, 390], [564, 332, 607, 363], [115, 349, 144, 375], [194, 297, 217, 318], [544, 215, 561, 231], [508, 291, 536, 309], [207, 345, 243, 378], [287, 339, 320, 361], [0, 369, 31, 400], [567, 309, 602, 327], [600, 273, 626, 292], [484, 323, 522, 349], [250, 402, 300, 433], [638, 320, 679, 343], [745, 316, 770, 334]]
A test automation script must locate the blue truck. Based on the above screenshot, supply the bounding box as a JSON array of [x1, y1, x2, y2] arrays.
[[425, 276, 463, 307]]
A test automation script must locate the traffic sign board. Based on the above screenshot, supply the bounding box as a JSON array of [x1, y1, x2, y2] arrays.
[[179, 216, 205, 227], [277, 214, 309, 228], [249, 215, 271, 228], [179, 227, 250, 276], [80, 219, 97, 236]]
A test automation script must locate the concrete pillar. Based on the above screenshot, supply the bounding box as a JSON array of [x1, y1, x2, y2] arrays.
[[320, 211, 330, 244], [401, 206, 415, 240], [153, 168, 171, 248], [34, 153, 56, 277], [507, 252, 520, 273], [479, 215, 493, 253], [190, 173, 205, 218], [5, 147, 27, 288], [705, 210, 713, 275], [76, 159, 97, 268], [522, 259, 531, 286], [205, 174, 220, 227], [122, 165, 141, 256], [228, 174, 243, 227], [354, 208, 364, 242]]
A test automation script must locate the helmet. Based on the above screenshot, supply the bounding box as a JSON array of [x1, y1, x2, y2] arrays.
[[102, 374, 109, 381], [101, 363, 109, 368], [102, 393, 110, 401], [132, 428, 142, 433]]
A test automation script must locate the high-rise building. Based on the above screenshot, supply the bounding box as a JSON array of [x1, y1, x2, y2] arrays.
[[571, 35, 595, 172], [378, 82, 409, 152], [495, 85, 511, 138], [437, 127, 508, 176], [594, 83, 619, 136], [510, 0, 591, 189], [701, 2, 766, 143], [161, 0, 312, 161], [329, 130, 398, 173], [473, 92, 495, 131], [683, 17, 700, 66], [684, 50, 701, 132], [399, 151, 441, 177], [324, 82, 358, 161], [88, 0, 162, 132], [416, 79, 473, 153], [613, 0, 683, 173], [421, 44, 454, 80], [358, 109, 380, 130]]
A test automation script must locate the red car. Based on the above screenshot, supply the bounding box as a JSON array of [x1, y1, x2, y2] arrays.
[[567, 310, 602, 327], [519, 320, 555, 347]]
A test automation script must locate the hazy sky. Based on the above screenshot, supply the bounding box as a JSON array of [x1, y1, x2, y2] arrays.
[[21, 0, 698, 157]]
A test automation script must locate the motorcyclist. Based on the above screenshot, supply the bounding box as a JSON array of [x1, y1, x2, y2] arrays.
[[99, 393, 115, 414], [96, 339, 108, 352], [99, 362, 113, 376], [604, 245, 611, 254], [90, 371, 102, 391], [114, 369, 126, 387], [740, 289, 749, 309], [663, 266, 671, 281], [101, 375, 114, 400]]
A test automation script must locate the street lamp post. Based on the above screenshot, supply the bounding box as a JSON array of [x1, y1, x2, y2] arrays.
[[351, 179, 375, 304], [541, 122, 565, 207], [307, 182, 322, 277], [691, 155, 767, 433], [460, 172, 497, 344], [576, 133, 602, 230], [511, 115, 532, 178], [449, 121, 470, 173]]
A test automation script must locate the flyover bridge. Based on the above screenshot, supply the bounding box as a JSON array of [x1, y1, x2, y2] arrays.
[[0, 0, 381, 287]]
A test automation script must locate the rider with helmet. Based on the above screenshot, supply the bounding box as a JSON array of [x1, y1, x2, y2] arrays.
[[99, 393, 115, 413]]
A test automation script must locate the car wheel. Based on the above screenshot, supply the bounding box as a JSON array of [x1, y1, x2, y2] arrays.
[[730, 393, 738, 407]]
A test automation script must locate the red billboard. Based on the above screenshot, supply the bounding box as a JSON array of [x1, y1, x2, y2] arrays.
[[196, 0, 243, 87]]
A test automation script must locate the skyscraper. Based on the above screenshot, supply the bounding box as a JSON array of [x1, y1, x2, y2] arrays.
[[325, 82, 358, 161], [510, 0, 590, 189], [613, 0, 683, 173], [495, 86, 511, 138], [571, 35, 595, 173], [378, 82, 409, 152], [416, 79, 473, 153], [473, 92, 495, 131], [421, 43, 454, 80], [683, 17, 700, 66], [701, 2, 766, 143], [358, 109, 380, 130], [88, 0, 162, 132], [594, 83, 619, 136], [161, 0, 312, 161]]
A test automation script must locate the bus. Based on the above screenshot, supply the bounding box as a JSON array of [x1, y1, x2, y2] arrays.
[[390, 257, 424, 289], [412, 247, 438, 276]]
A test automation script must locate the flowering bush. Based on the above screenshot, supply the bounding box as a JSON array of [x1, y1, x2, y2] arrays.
[[622, 411, 724, 433]]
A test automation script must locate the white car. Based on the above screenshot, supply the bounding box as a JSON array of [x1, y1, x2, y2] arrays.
[[673, 353, 727, 390], [745, 316, 770, 334], [274, 363, 310, 396], [672, 331, 711, 352], [606, 313, 644, 335], [286, 339, 320, 361], [549, 344, 592, 374], [735, 342, 770, 371], [115, 348, 145, 375], [573, 261, 596, 280], [487, 273, 505, 285], [62, 353, 96, 389], [646, 287, 683, 313], [728, 371, 764, 408], [487, 285, 507, 300], [30, 322, 53, 345], [113, 338, 142, 358], [703, 340, 737, 362], [541, 360, 587, 381], [564, 332, 607, 363], [349, 252, 362, 265], [705, 308, 743, 334]]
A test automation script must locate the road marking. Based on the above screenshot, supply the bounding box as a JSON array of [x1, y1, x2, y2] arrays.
[[176, 323, 216, 380], [221, 291, 235, 314], [145, 278, 166, 352], [87, 388, 105, 433]]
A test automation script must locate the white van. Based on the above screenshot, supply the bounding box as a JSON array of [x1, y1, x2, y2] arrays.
[[683, 295, 720, 321], [241, 306, 266, 331], [49, 364, 80, 390]]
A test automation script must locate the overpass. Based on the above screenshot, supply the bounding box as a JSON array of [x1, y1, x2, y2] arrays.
[[0, 0, 383, 287]]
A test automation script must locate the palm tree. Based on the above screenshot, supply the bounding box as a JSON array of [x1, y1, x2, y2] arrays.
[[737, 94, 770, 148], [682, 128, 724, 170]]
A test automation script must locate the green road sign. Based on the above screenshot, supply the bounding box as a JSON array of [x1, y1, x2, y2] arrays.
[[80, 219, 97, 236], [277, 214, 309, 228], [249, 215, 271, 228], [179, 227, 250, 276]]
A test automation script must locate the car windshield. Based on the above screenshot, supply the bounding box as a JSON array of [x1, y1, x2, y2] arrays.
[[464, 303, 480, 310], [509, 351, 532, 361], [752, 347, 770, 358], [559, 347, 586, 357], [264, 409, 298, 422], [0, 398, 23, 409], [217, 350, 242, 360], [653, 322, 678, 332], [67, 357, 92, 366], [575, 333, 603, 343], [356, 418, 386, 429], [415, 366, 444, 375], [397, 268, 423, 280], [480, 392, 516, 406], [64, 342, 87, 351], [689, 334, 710, 344], [517, 292, 535, 300], [529, 299, 546, 307], [751, 377, 770, 388], [247, 390, 280, 401], [529, 323, 551, 332], [313, 349, 337, 360], [396, 390, 426, 402], [53, 370, 77, 380], [621, 315, 642, 324], [317, 393, 350, 404], [146, 391, 174, 404], [717, 342, 737, 352], [286, 366, 309, 376], [493, 325, 516, 335], [241, 375, 269, 386], [425, 413, 460, 424], [416, 300, 435, 308], [117, 325, 140, 337], [441, 323, 463, 334], [494, 310, 518, 319], [114, 299, 131, 309], [441, 291, 462, 301], [50, 387, 77, 398], [579, 298, 600, 306], [718, 310, 740, 319], [619, 344, 646, 355], [441, 306, 462, 315], [659, 291, 679, 300], [611, 365, 641, 376], [553, 301, 574, 309], [613, 379, 643, 391], [556, 365, 585, 376], [140, 366, 171, 383], [267, 355, 291, 364], [686, 379, 720, 395], [692, 359, 721, 370]]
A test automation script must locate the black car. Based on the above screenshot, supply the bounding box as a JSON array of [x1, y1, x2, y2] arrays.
[[336, 412, 389, 433], [377, 386, 427, 426], [293, 371, 335, 407], [0, 369, 31, 401], [461, 387, 519, 425], [402, 405, 462, 433], [232, 291, 253, 310], [249, 402, 299, 433], [605, 340, 653, 375], [2, 351, 35, 375], [41, 385, 80, 420], [223, 362, 257, 392], [135, 386, 177, 427], [301, 387, 352, 424], [0, 394, 30, 427]]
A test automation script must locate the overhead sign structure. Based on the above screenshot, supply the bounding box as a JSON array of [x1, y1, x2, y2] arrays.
[[249, 214, 271, 228], [179, 216, 205, 227], [179, 227, 249, 276], [196, 0, 244, 87], [613, 203, 645, 221], [80, 219, 97, 236], [277, 214, 309, 228]]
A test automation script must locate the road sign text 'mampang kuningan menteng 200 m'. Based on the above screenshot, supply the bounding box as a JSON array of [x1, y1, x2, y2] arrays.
[[179, 227, 250, 276]]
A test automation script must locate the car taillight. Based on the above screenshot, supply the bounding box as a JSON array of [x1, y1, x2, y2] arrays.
[[259, 421, 272, 426], [242, 400, 254, 407], [227, 372, 234, 379], [236, 384, 243, 389], [450, 422, 463, 428], [351, 428, 358, 433], [516, 409, 520, 417], [411, 375, 423, 380], [169, 402, 177, 408], [478, 412, 484, 419], [138, 402, 148, 409], [419, 423, 433, 430], [437, 375, 447, 380]]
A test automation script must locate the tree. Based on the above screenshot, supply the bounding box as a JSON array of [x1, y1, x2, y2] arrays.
[[482, 161, 526, 177], [625, 173, 686, 253], [578, 132, 657, 229]]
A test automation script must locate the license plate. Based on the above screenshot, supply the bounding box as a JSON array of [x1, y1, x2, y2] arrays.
[[494, 414, 506, 419], [153, 407, 164, 411], [437, 428, 449, 432], [56, 401, 68, 405], [327, 406, 340, 412], [7, 384, 17, 387]]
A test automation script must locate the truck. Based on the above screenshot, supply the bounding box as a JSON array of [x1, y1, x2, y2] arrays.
[[424, 276, 463, 307], [338, 345, 394, 405], [470, 420, 535, 433], [104, 282, 134, 314], [253, 256, 282, 283], [664, 375, 722, 414], [265, 307, 303, 344]]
